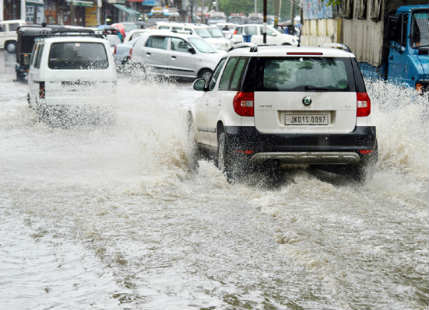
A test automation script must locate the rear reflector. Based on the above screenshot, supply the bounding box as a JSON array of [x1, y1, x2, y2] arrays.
[[357, 92, 371, 117], [287, 52, 323, 55], [358, 150, 373, 155], [233, 92, 254, 117], [236, 150, 255, 155]]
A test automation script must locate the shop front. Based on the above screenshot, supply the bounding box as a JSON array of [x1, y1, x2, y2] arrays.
[[65, 0, 95, 26], [3, 0, 22, 20]]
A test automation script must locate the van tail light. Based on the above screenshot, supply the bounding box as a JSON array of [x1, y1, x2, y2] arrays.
[[233, 91, 254, 117], [357, 92, 371, 117], [233, 29, 238, 35], [39, 82, 45, 99]]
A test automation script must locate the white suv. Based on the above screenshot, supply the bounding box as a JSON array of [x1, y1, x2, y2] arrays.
[[187, 46, 378, 182]]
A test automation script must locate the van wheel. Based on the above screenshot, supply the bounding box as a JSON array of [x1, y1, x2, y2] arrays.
[[5, 41, 16, 53], [198, 69, 212, 82]]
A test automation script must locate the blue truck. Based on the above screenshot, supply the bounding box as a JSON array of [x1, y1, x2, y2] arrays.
[[301, 1, 429, 95]]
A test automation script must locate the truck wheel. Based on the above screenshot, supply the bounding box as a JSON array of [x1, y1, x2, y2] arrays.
[[5, 41, 16, 53]]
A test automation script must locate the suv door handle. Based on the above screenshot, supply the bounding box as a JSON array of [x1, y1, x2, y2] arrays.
[[171, 56, 176, 59], [146, 52, 151, 56]]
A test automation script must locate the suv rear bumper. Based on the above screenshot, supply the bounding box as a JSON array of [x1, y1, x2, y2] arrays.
[[224, 126, 377, 165]]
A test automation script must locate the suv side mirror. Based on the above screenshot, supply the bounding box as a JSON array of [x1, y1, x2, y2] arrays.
[[193, 78, 206, 91], [188, 47, 196, 54]]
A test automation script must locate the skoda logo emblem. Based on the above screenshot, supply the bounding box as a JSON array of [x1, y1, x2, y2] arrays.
[[302, 96, 312, 106]]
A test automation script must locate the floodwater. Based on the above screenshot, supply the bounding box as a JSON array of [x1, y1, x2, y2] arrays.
[[0, 50, 428, 310]]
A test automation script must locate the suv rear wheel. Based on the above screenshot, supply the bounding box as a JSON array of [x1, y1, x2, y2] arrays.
[[217, 131, 233, 181]]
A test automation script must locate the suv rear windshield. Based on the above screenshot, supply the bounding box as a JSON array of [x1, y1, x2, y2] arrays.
[[48, 42, 108, 70], [243, 57, 356, 92]]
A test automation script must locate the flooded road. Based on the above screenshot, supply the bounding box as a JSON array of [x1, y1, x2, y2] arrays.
[[0, 50, 428, 309]]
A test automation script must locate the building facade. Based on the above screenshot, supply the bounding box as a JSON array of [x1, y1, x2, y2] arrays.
[[1, 0, 161, 25]]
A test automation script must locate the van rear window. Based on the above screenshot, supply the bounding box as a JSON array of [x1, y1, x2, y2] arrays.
[[244, 57, 356, 92], [48, 42, 109, 70]]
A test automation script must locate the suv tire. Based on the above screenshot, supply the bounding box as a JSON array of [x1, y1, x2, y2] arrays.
[[217, 131, 234, 182], [186, 114, 200, 172]]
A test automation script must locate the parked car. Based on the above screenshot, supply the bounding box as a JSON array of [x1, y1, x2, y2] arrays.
[[231, 24, 298, 46], [27, 32, 117, 121], [206, 25, 232, 51], [187, 46, 378, 182], [113, 29, 148, 67], [216, 23, 238, 38], [228, 15, 247, 25], [207, 12, 227, 25], [0, 19, 26, 53], [129, 30, 225, 80]]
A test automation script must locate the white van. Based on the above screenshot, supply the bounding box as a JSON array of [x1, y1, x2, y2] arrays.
[[0, 20, 26, 53], [27, 36, 117, 118]]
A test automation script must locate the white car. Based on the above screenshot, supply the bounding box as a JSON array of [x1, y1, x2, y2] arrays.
[[231, 24, 298, 46], [206, 25, 232, 51], [27, 32, 117, 121], [113, 29, 147, 66], [156, 22, 232, 51], [187, 46, 378, 182], [0, 19, 26, 53], [129, 30, 225, 80]]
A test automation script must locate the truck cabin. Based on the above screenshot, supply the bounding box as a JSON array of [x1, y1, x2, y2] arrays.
[[388, 5, 429, 54]]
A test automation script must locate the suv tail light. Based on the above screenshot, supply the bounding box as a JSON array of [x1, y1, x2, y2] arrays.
[[357, 92, 370, 117], [129, 48, 133, 57], [113, 45, 117, 55], [233, 92, 254, 117], [39, 82, 45, 99]]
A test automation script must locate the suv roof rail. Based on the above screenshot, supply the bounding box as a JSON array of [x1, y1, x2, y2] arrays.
[[319, 42, 352, 53], [17, 24, 103, 38]]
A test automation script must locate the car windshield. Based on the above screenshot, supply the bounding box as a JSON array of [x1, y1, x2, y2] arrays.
[[411, 10, 429, 48], [194, 28, 211, 38], [189, 37, 217, 53], [208, 27, 224, 38], [256, 57, 354, 91], [48, 42, 109, 70]]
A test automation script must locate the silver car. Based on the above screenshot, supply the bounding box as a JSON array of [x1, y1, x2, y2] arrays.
[[129, 30, 226, 80]]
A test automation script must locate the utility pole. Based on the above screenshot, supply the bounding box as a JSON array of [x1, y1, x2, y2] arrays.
[[274, 0, 281, 29], [290, 0, 296, 27], [263, 0, 267, 43], [254, 0, 257, 14]]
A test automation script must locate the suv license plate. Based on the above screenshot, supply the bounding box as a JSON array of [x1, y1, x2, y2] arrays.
[[285, 112, 330, 126]]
